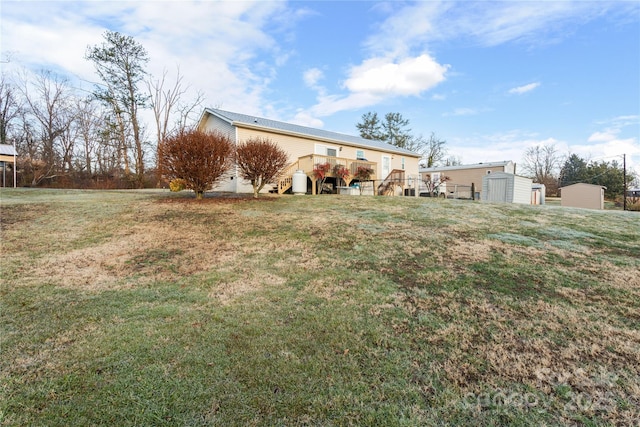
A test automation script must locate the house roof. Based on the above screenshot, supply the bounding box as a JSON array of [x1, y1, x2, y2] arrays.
[[420, 160, 513, 173], [0, 144, 17, 156], [203, 108, 421, 157]]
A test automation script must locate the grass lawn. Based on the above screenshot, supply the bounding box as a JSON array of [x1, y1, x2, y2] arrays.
[[1, 188, 638, 426]]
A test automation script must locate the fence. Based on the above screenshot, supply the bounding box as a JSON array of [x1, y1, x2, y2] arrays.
[[321, 177, 475, 199]]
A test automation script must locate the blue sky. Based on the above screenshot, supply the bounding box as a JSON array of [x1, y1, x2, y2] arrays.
[[2, 1, 639, 173]]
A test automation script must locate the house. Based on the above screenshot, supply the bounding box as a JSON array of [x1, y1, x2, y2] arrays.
[[481, 172, 532, 204], [560, 183, 606, 210], [0, 144, 17, 188], [420, 161, 515, 199], [197, 108, 422, 195]]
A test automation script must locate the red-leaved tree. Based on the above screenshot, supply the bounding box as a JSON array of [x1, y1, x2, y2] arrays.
[[159, 129, 234, 199], [236, 137, 289, 198]]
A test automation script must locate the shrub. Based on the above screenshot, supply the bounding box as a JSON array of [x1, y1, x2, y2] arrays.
[[236, 137, 289, 198], [354, 166, 373, 181], [159, 130, 234, 199], [169, 178, 187, 192], [333, 164, 350, 186]]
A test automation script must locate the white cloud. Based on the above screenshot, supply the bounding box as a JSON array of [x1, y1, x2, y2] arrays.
[[443, 107, 479, 117], [509, 82, 541, 95], [290, 110, 325, 128], [344, 54, 448, 97], [299, 53, 449, 119], [364, 1, 623, 52], [431, 93, 446, 101], [587, 131, 617, 143], [303, 68, 324, 88], [1, 1, 300, 118]]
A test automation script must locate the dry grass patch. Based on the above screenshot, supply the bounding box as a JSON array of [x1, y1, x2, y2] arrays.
[[2, 189, 638, 426]]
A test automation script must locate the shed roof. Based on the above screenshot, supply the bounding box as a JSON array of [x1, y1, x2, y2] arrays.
[[203, 108, 421, 157], [560, 183, 606, 190], [0, 144, 17, 156], [420, 160, 513, 173]]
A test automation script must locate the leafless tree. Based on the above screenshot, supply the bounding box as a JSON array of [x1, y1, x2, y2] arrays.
[[521, 143, 562, 194], [0, 73, 22, 145], [148, 67, 205, 179], [74, 97, 105, 176], [19, 70, 75, 180], [420, 132, 448, 168]]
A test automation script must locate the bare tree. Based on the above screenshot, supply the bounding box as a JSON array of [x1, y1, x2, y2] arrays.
[[236, 137, 289, 198], [159, 130, 234, 199], [148, 67, 205, 179], [420, 132, 448, 167], [19, 70, 74, 180], [521, 143, 562, 194], [0, 73, 22, 145], [74, 97, 104, 176]]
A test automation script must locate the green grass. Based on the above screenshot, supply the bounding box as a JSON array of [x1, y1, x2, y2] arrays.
[[1, 189, 638, 426]]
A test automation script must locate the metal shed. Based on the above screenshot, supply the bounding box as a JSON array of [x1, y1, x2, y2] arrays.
[[531, 183, 546, 205], [481, 172, 532, 204], [560, 183, 606, 210]]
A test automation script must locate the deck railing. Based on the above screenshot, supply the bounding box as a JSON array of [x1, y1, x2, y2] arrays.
[[278, 154, 377, 194]]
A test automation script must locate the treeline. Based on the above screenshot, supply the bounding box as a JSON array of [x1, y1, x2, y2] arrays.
[[0, 31, 203, 188], [520, 143, 634, 199]]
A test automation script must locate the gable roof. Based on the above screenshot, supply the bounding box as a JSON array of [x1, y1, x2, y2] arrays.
[[202, 108, 421, 157], [560, 183, 606, 190], [420, 160, 513, 173]]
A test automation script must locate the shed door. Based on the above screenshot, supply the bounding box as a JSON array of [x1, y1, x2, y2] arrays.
[[487, 178, 507, 202]]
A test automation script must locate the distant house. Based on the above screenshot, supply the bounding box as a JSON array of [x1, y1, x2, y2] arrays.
[[481, 172, 533, 204], [420, 161, 515, 199], [560, 183, 606, 210], [0, 144, 17, 187], [197, 108, 421, 195]]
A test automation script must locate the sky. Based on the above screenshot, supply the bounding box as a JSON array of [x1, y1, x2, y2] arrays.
[[2, 0, 639, 174]]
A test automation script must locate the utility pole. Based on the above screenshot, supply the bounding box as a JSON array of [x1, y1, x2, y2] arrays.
[[623, 154, 626, 211]]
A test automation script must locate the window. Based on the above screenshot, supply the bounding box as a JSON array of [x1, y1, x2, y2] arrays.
[[356, 149, 365, 160], [315, 144, 339, 157], [401, 157, 405, 170]]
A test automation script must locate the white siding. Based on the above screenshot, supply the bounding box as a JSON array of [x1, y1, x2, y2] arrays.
[[482, 172, 532, 204], [512, 175, 533, 204]]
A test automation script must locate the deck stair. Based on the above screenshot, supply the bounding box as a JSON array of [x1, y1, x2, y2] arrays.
[[377, 169, 405, 195]]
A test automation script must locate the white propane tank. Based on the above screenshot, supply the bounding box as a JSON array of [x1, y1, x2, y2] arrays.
[[292, 170, 307, 195]]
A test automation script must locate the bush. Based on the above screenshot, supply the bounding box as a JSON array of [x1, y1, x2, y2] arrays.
[[159, 130, 234, 199], [236, 137, 289, 198], [169, 178, 187, 192]]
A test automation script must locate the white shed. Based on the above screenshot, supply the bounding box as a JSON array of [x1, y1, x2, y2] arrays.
[[481, 172, 532, 204], [531, 183, 546, 205]]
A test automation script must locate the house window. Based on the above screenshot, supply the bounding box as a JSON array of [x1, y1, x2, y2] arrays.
[[315, 143, 339, 157], [356, 149, 365, 160], [401, 157, 405, 170]]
